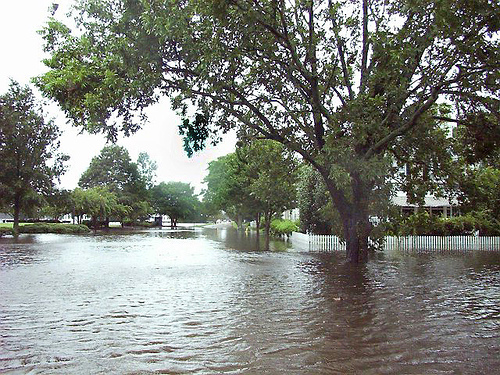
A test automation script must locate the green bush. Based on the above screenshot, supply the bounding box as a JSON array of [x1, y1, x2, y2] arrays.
[[270, 218, 299, 237], [390, 211, 500, 236], [19, 223, 90, 234]]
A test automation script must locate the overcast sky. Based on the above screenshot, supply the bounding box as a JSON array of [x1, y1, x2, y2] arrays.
[[0, 0, 236, 195]]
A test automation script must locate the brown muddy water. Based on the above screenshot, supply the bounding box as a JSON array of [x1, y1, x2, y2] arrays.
[[0, 228, 499, 374]]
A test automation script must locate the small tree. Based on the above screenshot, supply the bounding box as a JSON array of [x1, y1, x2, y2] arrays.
[[0, 81, 68, 235], [71, 187, 118, 232]]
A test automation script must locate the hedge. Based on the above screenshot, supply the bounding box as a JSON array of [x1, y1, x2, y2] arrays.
[[19, 223, 90, 234]]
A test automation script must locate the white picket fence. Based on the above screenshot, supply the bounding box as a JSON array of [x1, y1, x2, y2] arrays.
[[290, 232, 500, 252]]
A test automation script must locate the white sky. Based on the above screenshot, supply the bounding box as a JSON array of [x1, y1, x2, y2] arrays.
[[0, 0, 236, 195]]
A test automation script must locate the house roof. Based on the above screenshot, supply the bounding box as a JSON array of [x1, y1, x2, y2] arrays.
[[391, 194, 456, 207]]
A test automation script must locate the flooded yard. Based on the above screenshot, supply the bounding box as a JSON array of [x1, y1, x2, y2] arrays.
[[1, 228, 499, 374]]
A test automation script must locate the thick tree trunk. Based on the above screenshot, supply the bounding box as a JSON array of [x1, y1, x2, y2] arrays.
[[171, 217, 178, 229], [323, 172, 372, 263], [13, 193, 21, 237], [255, 212, 261, 239], [342, 209, 370, 263], [236, 214, 243, 230]]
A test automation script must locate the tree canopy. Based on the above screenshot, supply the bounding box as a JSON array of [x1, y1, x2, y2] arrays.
[[35, 0, 500, 262], [0, 80, 68, 235], [204, 153, 258, 228], [79, 145, 141, 192]]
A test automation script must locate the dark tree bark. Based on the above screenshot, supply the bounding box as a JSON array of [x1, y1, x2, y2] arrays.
[[324, 172, 372, 263], [12, 192, 21, 238]]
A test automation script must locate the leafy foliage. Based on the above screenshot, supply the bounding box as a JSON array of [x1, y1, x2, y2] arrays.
[[19, 223, 90, 234], [297, 166, 336, 235], [39, 189, 73, 220], [136, 152, 157, 189], [270, 218, 299, 237], [203, 153, 257, 226], [71, 186, 118, 229], [386, 211, 500, 237], [151, 182, 200, 227]]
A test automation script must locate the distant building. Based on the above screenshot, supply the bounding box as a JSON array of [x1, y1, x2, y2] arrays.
[[282, 208, 299, 222], [283, 193, 457, 224], [391, 193, 457, 217], [0, 213, 13, 223]]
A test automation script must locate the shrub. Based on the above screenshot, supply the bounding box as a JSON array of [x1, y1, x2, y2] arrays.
[[19, 223, 90, 234], [270, 218, 299, 237], [132, 221, 154, 228]]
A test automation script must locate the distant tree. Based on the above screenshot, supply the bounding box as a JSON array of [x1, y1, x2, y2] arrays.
[[0, 81, 68, 235], [137, 151, 158, 189], [199, 199, 224, 223], [239, 140, 299, 238], [79, 145, 150, 225], [204, 140, 298, 238], [79, 145, 141, 192], [204, 153, 258, 229], [71, 187, 118, 232], [151, 182, 200, 228]]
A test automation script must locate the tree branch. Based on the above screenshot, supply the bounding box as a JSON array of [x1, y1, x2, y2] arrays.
[[359, 0, 369, 92], [328, 0, 354, 100], [365, 86, 441, 158]]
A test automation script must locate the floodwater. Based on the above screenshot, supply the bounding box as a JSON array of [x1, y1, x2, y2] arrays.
[[0, 228, 499, 374]]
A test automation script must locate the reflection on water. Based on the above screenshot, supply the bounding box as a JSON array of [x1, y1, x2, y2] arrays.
[[0, 228, 499, 374]]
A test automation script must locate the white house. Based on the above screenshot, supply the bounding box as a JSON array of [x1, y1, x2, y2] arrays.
[[391, 193, 457, 217]]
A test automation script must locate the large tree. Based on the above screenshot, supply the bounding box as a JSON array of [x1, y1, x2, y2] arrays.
[[35, 0, 500, 262], [0, 81, 68, 235]]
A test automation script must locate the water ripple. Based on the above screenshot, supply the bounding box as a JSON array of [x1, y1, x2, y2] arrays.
[[1, 231, 499, 373]]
